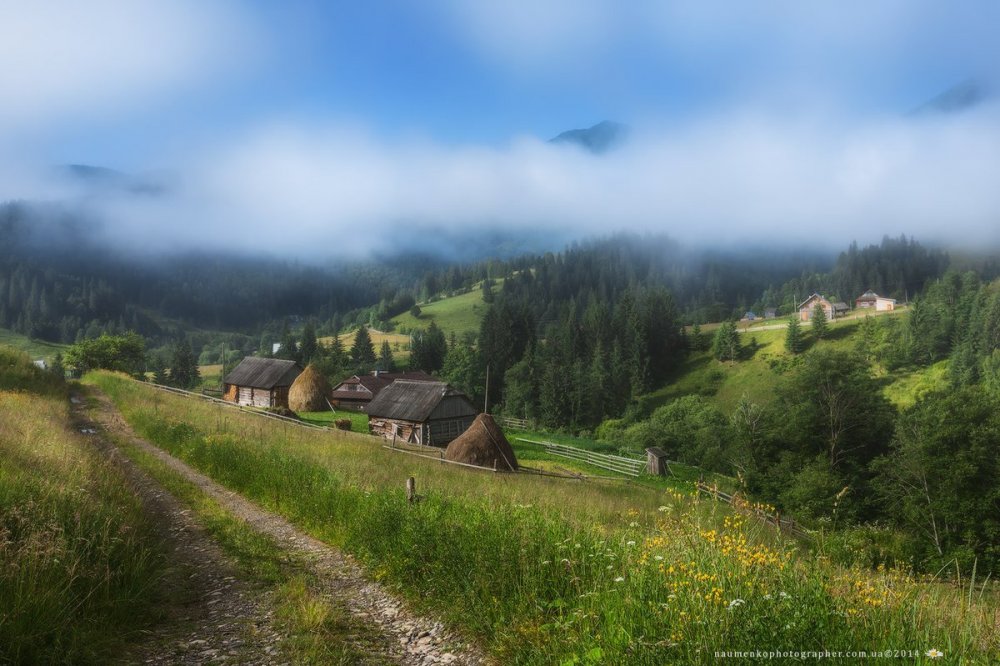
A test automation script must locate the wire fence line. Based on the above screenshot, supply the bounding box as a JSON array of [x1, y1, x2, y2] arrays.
[[515, 438, 646, 477]]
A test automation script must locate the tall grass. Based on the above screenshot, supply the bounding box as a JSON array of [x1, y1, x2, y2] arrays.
[[0, 352, 166, 664], [90, 372, 999, 664]]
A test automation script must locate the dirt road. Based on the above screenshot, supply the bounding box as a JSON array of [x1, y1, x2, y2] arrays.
[[76, 389, 485, 665]]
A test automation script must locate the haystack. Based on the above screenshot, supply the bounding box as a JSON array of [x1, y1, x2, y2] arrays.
[[288, 365, 332, 412], [444, 414, 519, 471]]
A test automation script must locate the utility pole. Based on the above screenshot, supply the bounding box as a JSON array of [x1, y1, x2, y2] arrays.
[[484, 364, 490, 413]]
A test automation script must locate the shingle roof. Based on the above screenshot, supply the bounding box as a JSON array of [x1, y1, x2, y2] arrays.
[[223, 357, 302, 390], [366, 380, 477, 422], [331, 371, 437, 400]]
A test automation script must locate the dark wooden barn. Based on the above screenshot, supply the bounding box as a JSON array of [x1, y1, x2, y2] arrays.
[[329, 370, 437, 411], [223, 357, 302, 409], [366, 380, 478, 447]]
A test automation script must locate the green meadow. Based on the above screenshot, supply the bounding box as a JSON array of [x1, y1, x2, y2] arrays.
[[390, 287, 489, 336], [87, 371, 998, 664]]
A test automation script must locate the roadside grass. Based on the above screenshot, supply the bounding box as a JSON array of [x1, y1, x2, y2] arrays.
[[298, 409, 369, 433], [390, 288, 487, 336], [0, 349, 165, 664], [0, 327, 66, 363], [102, 421, 388, 665], [88, 371, 999, 664]]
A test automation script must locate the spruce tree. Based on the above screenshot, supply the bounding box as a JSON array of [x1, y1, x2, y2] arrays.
[[299, 321, 318, 364], [812, 303, 829, 340], [350, 326, 377, 370], [169, 339, 200, 389], [785, 317, 804, 354], [377, 340, 396, 372], [712, 321, 741, 362]]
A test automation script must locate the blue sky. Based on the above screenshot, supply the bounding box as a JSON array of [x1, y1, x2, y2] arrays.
[[2, 1, 999, 256]]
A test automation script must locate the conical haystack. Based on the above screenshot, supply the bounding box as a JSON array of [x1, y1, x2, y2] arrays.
[[444, 413, 519, 471], [288, 365, 332, 412]]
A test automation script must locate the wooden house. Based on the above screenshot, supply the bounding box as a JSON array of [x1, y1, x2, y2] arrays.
[[856, 290, 896, 311], [367, 380, 478, 447], [223, 357, 302, 408], [329, 370, 436, 411], [764, 308, 778, 319], [798, 294, 849, 321]]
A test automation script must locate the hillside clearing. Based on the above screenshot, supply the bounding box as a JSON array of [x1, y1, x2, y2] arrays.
[[0, 327, 66, 362], [390, 288, 487, 337]]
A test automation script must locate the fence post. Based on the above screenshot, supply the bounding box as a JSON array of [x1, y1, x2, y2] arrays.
[[406, 477, 416, 503]]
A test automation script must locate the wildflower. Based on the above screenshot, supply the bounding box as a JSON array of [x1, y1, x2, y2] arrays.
[[925, 649, 943, 659], [606, 565, 613, 570], [763, 593, 772, 600], [629, 521, 639, 528], [626, 540, 636, 546], [728, 598, 745, 610], [614, 577, 625, 583], [778, 591, 790, 599], [654, 555, 664, 561], [541, 560, 551, 565], [658, 505, 669, 512]]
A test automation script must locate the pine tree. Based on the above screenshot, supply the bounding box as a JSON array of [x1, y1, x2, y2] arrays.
[[350, 326, 377, 370], [812, 303, 829, 340], [690, 322, 705, 351], [712, 321, 741, 362], [169, 339, 200, 389], [785, 317, 804, 354], [377, 340, 396, 372], [300, 321, 318, 364]]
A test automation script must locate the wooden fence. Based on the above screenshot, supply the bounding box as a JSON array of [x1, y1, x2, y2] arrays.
[[143, 382, 332, 432], [695, 481, 811, 540], [500, 416, 530, 430], [515, 438, 645, 477]]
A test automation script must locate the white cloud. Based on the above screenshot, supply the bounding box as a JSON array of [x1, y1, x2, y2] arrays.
[[0, 0, 254, 135], [90, 106, 1000, 257]]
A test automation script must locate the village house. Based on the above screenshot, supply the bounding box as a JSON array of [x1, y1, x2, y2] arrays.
[[329, 370, 436, 411], [798, 293, 849, 321], [222, 357, 302, 408], [764, 308, 778, 319], [366, 380, 478, 447], [855, 290, 897, 311]]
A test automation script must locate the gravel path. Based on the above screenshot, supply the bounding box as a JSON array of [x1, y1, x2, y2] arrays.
[[81, 389, 486, 666], [71, 392, 285, 665]]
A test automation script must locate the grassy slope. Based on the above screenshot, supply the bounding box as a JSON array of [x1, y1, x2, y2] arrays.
[[0, 348, 166, 664], [390, 288, 487, 337], [320, 330, 413, 362], [647, 309, 937, 415], [88, 372, 998, 663], [0, 327, 67, 362]]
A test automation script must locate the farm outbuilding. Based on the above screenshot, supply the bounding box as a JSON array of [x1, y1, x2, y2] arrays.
[[444, 414, 519, 471], [798, 294, 849, 321], [330, 370, 437, 411], [856, 290, 896, 312], [367, 380, 478, 446], [223, 357, 302, 409]]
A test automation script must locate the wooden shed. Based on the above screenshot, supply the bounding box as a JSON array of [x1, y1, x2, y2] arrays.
[[798, 293, 848, 321], [645, 447, 671, 476], [367, 380, 478, 447], [222, 357, 302, 409], [330, 370, 437, 411]]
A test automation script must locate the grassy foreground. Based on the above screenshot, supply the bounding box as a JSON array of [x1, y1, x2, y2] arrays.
[[0, 350, 165, 664], [88, 371, 997, 664]]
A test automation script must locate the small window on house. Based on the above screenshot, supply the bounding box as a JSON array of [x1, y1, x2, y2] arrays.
[[396, 425, 404, 437]]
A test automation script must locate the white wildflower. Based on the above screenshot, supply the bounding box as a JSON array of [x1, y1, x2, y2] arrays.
[[728, 599, 746, 610], [925, 649, 944, 659], [614, 577, 625, 583]]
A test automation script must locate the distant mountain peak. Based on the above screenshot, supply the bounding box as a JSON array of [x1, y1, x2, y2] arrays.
[[910, 79, 990, 116], [549, 120, 628, 154]]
